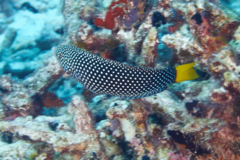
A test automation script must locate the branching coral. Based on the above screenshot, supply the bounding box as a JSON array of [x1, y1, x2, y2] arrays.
[[140, 27, 158, 66], [161, 24, 204, 58], [1, 56, 64, 117], [189, 11, 238, 57], [106, 100, 155, 159], [0, 95, 106, 159], [0, 140, 40, 159], [161, 0, 239, 60], [102, 90, 231, 159], [116, 10, 155, 63]]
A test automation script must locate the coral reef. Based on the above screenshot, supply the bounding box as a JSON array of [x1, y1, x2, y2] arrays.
[[1, 0, 240, 159], [0, 0, 64, 79], [94, 0, 148, 30], [94, 0, 128, 30], [0, 95, 106, 159], [1, 56, 64, 117]]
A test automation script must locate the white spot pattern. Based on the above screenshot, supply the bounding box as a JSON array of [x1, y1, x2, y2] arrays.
[[55, 45, 176, 99]]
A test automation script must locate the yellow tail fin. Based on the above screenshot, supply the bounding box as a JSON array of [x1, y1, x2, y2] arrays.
[[175, 63, 199, 83]]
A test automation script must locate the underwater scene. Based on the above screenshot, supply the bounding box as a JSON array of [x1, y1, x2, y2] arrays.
[[1, 0, 240, 159]]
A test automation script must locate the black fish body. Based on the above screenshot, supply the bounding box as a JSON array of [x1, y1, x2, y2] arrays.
[[54, 45, 177, 99]]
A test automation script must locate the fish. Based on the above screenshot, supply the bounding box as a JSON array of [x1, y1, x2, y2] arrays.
[[53, 45, 199, 99]]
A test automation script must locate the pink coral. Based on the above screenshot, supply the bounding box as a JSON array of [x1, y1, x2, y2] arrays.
[[168, 152, 189, 160]]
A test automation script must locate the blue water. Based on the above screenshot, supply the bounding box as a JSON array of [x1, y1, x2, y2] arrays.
[[0, 0, 240, 159]]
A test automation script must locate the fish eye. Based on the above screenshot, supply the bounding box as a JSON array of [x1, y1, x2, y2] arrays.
[[58, 54, 61, 59]]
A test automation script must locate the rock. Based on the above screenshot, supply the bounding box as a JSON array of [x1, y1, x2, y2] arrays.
[[0, 0, 64, 54], [3, 61, 40, 78], [0, 140, 39, 159], [3, 48, 40, 62]]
